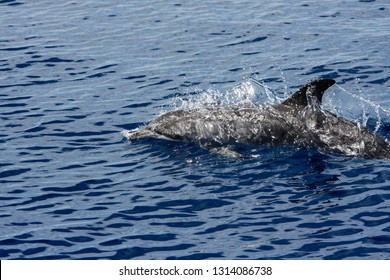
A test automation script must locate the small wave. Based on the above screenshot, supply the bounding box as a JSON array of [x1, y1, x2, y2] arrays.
[[0, 0, 23, 6]]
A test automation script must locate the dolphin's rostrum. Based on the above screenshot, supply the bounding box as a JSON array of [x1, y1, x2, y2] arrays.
[[123, 79, 390, 159]]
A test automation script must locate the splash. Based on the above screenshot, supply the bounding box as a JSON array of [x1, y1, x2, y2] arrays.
[[322, 84, 389, 134], [170, 78, 283, 112]]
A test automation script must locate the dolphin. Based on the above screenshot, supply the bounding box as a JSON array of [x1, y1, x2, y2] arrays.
[[123, 79, 390, 159]]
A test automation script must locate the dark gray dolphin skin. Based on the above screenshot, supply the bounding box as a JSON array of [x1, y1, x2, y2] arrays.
[[124, 79, 390, 159]]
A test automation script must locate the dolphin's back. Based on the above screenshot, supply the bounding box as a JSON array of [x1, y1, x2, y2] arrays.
[[146, 106, 297, 147], [298, 106, 390, 159]]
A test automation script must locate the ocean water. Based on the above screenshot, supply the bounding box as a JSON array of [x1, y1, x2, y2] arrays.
[[1, 0, 390, 260]]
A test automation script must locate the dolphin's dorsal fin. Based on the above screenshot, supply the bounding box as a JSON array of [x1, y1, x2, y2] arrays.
[[282, 79, 336, 108]]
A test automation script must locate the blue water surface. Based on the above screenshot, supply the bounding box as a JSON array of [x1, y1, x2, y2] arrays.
[[1, 0, 390, 259]]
